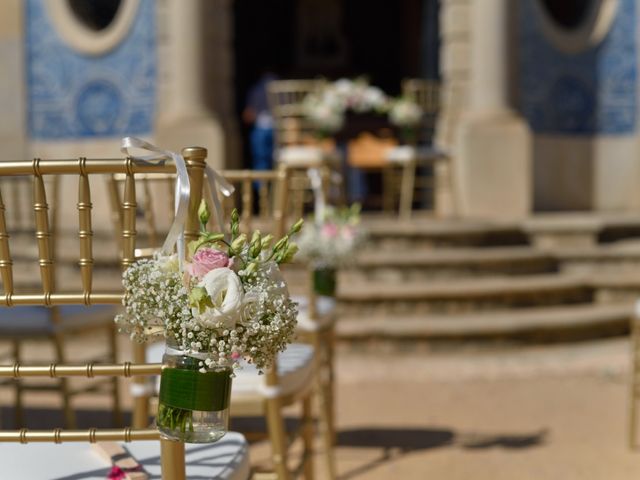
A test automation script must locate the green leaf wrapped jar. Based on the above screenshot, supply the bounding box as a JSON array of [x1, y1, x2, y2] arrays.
[[156, 340, 232, 443]]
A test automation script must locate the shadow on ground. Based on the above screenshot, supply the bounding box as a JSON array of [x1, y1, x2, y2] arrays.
[[336, 427, 547, 479]]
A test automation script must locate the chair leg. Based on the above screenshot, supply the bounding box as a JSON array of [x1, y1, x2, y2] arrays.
[[131, 343, 150, 428], [315, 370, 336, 480], [265, 397, 291, 480], [53, 334, 76, 429], [313, 333, 336, 480], [326, 328, 337, 445], [107, 323, 123, 427], [12, 340, 24, 428], [302, 395, 314, 480], [399, 160, 416, 220], [160, 438, 186, 480]]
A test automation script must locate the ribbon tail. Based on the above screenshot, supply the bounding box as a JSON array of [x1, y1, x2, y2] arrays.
[[308, 168, 326, 226], [204, 164, 235, 236], [120, 137, 191, 269]]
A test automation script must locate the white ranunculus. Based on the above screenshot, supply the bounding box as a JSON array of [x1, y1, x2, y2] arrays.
[[195, 267, 244, 329]]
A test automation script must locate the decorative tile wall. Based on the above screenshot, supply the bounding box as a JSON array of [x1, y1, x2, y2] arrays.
[[26, 0, 156, 139], [519, 0, 636, 135]]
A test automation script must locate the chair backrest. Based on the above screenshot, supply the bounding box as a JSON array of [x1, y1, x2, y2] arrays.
[[0, 148, 209, 480], [267, 79, 326, 149], [401, 78, 440, 144]]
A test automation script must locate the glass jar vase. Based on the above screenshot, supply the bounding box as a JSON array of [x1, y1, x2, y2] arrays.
[[313, 267, 337, 297], [156, 342, 232, 443]]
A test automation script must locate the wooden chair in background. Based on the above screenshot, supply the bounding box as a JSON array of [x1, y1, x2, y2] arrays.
[[0, 150, 250, 479], [383, 78, 456, 218], [268, 79, 343, 219]]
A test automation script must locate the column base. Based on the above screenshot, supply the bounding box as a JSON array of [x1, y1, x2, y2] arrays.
[[455, 110, 532, 219]]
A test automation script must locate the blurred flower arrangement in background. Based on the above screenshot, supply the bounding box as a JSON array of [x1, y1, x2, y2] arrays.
[[302, 77, 422, 137], [296, 203, 367, 269], [388, 96, 424, 128]]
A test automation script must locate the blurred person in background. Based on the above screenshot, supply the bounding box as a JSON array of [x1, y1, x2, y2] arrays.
[[242, 68, 279, 171]]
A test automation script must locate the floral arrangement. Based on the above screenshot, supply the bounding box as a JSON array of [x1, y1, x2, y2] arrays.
[[116, 202, 302, 441], [115, 203, 302, 372], [302, 77, 389, 135], [303, 78, 424, 138], [388, 96, 424, 128], [296, 203, 366, 269]]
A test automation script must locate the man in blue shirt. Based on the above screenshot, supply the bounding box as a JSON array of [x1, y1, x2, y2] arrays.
[[242, 71, 278, 171]]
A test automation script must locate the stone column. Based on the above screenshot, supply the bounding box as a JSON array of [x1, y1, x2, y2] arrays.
[[0, 0, 26, 161], [454, 0, 532, 219], [156, 0, 240, 169]]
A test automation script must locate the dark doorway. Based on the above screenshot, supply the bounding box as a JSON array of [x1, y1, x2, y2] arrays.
[[233, 1, 440, 200]]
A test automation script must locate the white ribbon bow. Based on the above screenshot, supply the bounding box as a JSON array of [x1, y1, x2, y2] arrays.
[[120, 137, 234, 267]]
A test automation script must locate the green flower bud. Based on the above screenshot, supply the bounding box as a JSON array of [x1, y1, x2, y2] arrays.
[[281, 243, 299, 264], [244, 262, 258, 275], [260, 234, 274, 249], [230, 233, 247, 252], [273, 236, 289, 252], [198, 200, 210, 226], [289, 218, 304, 234]]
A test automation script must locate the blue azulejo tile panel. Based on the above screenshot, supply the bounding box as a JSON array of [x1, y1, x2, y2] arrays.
[[26, 0, 156, 139], [519, 0, 636, 135]]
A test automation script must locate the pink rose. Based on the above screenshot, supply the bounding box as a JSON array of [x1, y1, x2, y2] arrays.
[[187, 247, 229, 279], [321, 223, 339, 238]]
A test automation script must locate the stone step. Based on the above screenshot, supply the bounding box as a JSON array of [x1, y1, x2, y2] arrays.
[[337, 303, 634, 343], [346, 246, 557, 281], [336, 274, 593, 315], [362, 215, 528, 249]]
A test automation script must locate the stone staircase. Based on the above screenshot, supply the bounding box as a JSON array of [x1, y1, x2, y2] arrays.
[[329, 213, 640, 345]]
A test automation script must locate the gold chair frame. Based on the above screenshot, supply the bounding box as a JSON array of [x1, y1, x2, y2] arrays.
[[0, 172, 121, 429], [0, 148, 211, 479]]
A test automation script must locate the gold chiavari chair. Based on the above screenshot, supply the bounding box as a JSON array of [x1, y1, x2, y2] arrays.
[[222, 168, 336, 480], [268, 79, 342, 220], [114, 166, 336, 479], [0, 149, 250, 479], [384, 78, 456, 218], [0, 172, 121, 429]]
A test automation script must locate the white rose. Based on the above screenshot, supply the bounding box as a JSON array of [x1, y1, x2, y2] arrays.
[[195, 267, 244, 329]]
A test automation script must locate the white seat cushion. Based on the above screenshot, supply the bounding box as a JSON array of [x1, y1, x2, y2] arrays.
[[277, 146, 339, 168], [292, 295, 337, 332], [2, 432, 250, 479], [386, 145, 449, 164], [385, 145, 417, 164], [0, 305, 116, 338], [232, 343, 315, 400]]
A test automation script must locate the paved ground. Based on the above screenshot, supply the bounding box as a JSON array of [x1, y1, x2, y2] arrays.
[[2, 336, 640, 479]]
